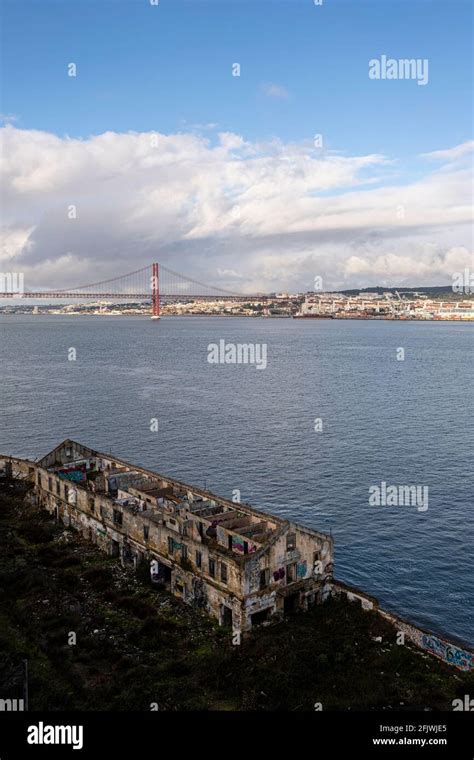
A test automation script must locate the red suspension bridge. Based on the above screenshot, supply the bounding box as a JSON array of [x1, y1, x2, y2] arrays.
[[0, 263, 270, 318]]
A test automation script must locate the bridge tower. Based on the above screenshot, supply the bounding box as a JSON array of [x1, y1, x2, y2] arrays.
[[151, 262, 160, 320]]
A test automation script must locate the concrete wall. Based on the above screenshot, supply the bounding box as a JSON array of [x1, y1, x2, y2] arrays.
[[379, 609, 474, 672], [332, 580, 474, 672], [239, 524, 334, 627], [0, 456, 36, 480], [267, 524, 333, 587], [331, 580, 378, 611]]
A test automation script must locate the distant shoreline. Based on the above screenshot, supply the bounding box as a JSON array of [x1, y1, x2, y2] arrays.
[[1, 312, 473, 323]]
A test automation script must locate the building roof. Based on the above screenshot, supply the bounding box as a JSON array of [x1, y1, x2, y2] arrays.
[[37, 439, 331, 548]]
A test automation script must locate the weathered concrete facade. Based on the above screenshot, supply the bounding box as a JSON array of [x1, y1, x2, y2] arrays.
[[9, 440, 334, 635]]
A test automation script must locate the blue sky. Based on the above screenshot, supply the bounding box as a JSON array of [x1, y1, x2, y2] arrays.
[[1, 0, 472, 291], [2, 0, 472, 157]]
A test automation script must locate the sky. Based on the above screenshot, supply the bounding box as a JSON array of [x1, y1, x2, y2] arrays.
[[1, 0, 473, 292]]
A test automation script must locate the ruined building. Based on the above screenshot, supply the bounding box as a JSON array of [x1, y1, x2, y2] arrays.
[[12, 440, 334, 634]]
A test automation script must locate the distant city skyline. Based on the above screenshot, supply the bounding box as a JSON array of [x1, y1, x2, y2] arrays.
[[1, 0, 472, 292]]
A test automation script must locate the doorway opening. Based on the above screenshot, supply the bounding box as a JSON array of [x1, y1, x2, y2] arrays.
[[284, 593, 299, 615], [251, 607, 272, 626], [111, 539, 120, 558], [222, 605, 233, 628]]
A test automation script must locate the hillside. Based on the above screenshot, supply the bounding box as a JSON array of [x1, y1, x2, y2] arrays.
[[0, 481, 472, 711]]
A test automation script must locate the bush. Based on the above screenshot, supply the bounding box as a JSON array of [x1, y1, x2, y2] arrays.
[[82, 566, 113, 591]]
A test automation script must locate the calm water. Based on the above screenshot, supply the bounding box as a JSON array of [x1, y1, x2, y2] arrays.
[[1, 315, 473, 646]]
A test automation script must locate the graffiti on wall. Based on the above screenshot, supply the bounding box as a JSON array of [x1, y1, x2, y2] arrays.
[[323, 561, 334, 580], [421, 633, 474, 671], [232, 536, 245, 553], [58, 467, 86, 483], [297, 561, 307, 579], [248, 559, 260, 592], [380, 612, 474, 672], [231, 536, 256, 554], [245, 592, 275, 611], [216, 525, 226, 545], [273, 568, 285, 582]]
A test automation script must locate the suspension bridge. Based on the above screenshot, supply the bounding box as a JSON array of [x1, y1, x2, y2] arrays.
[[0, 263, 271, 319]]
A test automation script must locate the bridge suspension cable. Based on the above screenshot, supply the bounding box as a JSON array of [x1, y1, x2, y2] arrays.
[[0, 262, 255, 303], [52, 264, 151, 293]]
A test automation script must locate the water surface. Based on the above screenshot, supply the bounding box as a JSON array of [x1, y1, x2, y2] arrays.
[[1, 315, 472, 645]]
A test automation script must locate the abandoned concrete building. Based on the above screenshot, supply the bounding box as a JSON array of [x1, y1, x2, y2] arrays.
[[8, 440, 334, 633]]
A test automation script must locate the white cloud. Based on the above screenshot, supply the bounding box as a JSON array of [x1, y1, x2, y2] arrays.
[[344, 247, 472, 280], [0, 114, 18, 125], [422, 140, 474, 162], [180, 120, 219, 132], [0, 126, 472, 292], [261, 82, 289, 99], [0, 225, 34, 263]]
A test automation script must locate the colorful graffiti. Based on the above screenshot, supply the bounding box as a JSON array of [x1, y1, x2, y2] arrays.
[[297, 561, 307, 579], [231, 535, 256, 554], [379, 610, 474, 672], [58, 467, 86, 483], [232, 536, 245, 553], [273, 568, 285, 582], [333, 585, 474, 673], [421, 633, 474, 671]]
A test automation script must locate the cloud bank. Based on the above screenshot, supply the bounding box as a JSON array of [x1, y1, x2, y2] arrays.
[[1, 126, 472, 293]]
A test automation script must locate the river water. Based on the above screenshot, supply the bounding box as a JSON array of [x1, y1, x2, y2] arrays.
[[1, 314, 472, 645]]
